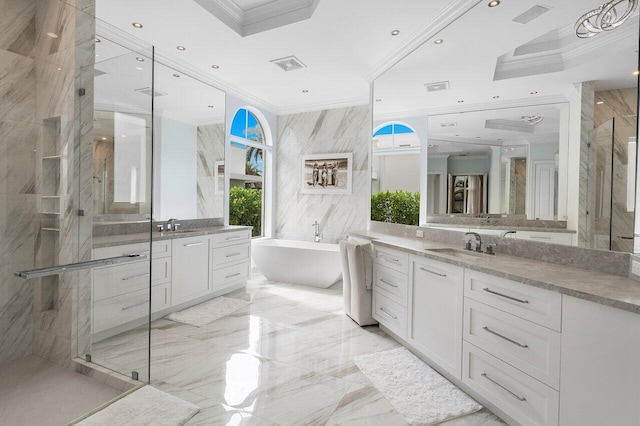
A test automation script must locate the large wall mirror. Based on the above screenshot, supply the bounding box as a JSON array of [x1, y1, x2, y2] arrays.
[[93, 34, 226, 223], [372, 0, 639, 253]]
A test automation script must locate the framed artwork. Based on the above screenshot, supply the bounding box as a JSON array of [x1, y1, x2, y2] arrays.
[[300, 153, 352, 194], [214, 161, 225, 193]]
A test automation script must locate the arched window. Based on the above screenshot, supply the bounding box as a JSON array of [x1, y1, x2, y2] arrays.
[[372, 122, 419, 151], [228, 107, 272, 237]]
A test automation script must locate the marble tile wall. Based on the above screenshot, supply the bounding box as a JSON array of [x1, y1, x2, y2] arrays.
[[578, 82, 595, 247], [594, 88, 637, 253], [0, 0, 95, 367], [197, 122, 225, 220], [276, 105, 371, 243]]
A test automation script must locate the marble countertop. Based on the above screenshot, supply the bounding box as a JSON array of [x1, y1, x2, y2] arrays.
[[93, 226, 251, 249], [350, 230, 640, 314], [425, 224, 576, 233]]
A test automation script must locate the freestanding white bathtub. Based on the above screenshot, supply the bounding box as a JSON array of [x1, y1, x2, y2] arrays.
[[251, 239, 342, 288]]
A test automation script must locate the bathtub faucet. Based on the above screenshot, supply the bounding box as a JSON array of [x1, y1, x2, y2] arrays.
[[312, 221, 323, 243]]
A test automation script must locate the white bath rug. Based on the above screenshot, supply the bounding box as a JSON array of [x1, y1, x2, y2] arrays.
[[354, 347, 482, 425], [166, 296, 250, 327], [75, 385, 199, 426]]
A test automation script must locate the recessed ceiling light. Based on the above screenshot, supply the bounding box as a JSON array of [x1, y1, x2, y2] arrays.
[[597, 101, 604, 105], [488, 0, 500, 7], [56, 67, 62, 71], [434, 39, 444, 44], [132, 22, 143, 28], [493, 95, 500, 99], [135, 66, 143, 71], [375, 99, 382, 102], [121, 134, 126, 138], [302, 89, 309, 93], [47, 32, 58, 39], [391, 30, 400, 36], [94, 37, 101, 43], [177, 46, 186, 51], [208, 105, 214, 108], [173, 73, 180, 78], [530, 90, 538, 95], [211, 65, 220, 69], [101, 137, 107, 140], [136, 57, 144, 62], [634, 70, 640, 76], [457, 100, 464, 103]]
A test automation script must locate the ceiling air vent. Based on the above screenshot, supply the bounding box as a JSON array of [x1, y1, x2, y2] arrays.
[[513, 5, 550, 24], [424, 81, 450, 92], [134, 87, 167, 97], [270, 55, 306, 72]]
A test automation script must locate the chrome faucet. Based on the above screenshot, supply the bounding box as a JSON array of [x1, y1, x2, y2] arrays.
[[464, 232, 482, 252], [167, 218, 180, 232], [501, 230, 516, 238], [312, 221, 323, 243]]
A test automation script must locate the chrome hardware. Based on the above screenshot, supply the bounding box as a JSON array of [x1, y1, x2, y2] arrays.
[[124, 250, 150, 256], [225, 253, 242, 258], [419, 267, 447, 277], [484, 243, 497, 255], [312, 221, 323, 243], [14, 254, 147, 279], [381, 255, 400, 264], [379, 278, 399, 288], [173, 223, 181, 231], [167, 218, 179, 231], [483, 288, 530, 304], [226, 235, 241, 241], [131, 371, 139, 381], [501, 230, 517, 238], [225, 272, 242, 279], [121, 273, 150, 281], [483, 326, 529, 348], [464, 232, 482, 252], [122, 301, 148, 311], [481, 373, 526, 401], [157, 224, 165, 232], [379, 307, 398, 320], [184, 242, 204, 247]]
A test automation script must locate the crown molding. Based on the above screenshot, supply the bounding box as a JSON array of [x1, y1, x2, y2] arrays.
[[364, 0, 482, 83], [274, 95, 370, 116]]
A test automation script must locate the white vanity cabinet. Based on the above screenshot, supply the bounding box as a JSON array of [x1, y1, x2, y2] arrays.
[[462, 269, 562, 426], [408, 255, 464, 379], [172, 235, 211, 305], [210, 230, 251, 292], [372, 246, 409, 339]]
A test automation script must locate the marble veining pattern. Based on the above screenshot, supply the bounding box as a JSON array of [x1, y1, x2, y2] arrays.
[[276, 106, 371, 243], [196, 122, 225, 220], [91, 275, 503, 425]]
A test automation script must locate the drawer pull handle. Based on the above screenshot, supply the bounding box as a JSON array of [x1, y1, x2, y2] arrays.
[[419, 267, 447, 278], [225, 236, 241, 241], [124, 250, 150, 256], [121, 273, 150, 281], [381, 255, 400, 264], [379, 278, 399, 288], [225, 253, 242, 258], [225, 272, 242, 279], [482, 326, 529, 348], [483, 288, 529, 304], [184, 242, 204, 247], [481, 373, 527, 402], [379, 307, 398, 320], [122, 301, 148, 311]]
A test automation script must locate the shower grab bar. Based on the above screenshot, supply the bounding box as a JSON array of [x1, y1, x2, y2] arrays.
[[13, 254, 147, 279]]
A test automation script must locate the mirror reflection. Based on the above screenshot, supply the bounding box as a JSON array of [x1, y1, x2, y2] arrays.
[[371, 0, 638, 252]]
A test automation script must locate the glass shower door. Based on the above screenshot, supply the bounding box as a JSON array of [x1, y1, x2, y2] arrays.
[[586, 119, 614, 250]]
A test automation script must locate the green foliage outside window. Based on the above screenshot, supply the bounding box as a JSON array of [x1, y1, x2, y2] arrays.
[[371, 190, 420, 225], [229, 186, 262, 237]]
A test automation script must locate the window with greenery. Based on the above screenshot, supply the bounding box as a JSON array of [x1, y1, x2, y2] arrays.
[[229, 108, 270, 237], [371, 190, 420, 225]]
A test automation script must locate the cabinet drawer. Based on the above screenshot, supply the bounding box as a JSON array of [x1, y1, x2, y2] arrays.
[[172, 235, 210, 305], [212, 243, 250, 269], [373, 245, 409, 274], [373, 264, 408, 306], [464, 298, 561, 390], [151, 282, 171, 313], [93, 257, 171, 302], [93, 240, 171, 261], [211, 262, 250, 291], [373, 290, 407, 339], [211, 230, 251, 247], [464, 270, 562, 332], [462, 342, 559, 426]]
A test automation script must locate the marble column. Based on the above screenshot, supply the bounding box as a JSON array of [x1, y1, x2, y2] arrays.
[[578, 81, 595, 248]]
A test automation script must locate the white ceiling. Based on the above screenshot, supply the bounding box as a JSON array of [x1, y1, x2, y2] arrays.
[[95, 0, 455, 115]]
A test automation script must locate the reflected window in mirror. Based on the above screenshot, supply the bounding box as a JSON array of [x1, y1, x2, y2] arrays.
[[371, 121, 422, 225]]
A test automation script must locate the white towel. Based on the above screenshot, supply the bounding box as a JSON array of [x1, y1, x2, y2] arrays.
[[339, 240, 352, 316], [345, 239, 377, 326]]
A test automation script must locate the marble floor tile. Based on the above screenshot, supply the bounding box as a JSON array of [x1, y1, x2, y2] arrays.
[[89, 275, 505, 426]]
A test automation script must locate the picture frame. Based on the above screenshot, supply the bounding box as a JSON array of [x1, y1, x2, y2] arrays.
[[300, 153, 353, 194]]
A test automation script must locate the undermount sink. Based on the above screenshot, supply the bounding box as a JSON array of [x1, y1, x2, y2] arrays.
[[426, 248, 486, 260]]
